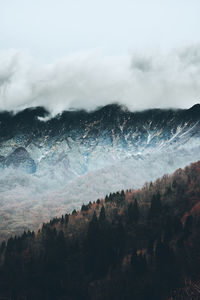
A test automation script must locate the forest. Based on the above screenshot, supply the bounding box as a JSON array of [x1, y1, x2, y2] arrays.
[[0, 161, 200, 299]]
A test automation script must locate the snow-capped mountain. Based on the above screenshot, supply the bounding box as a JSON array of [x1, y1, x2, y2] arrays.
[[1, 103, 200, 237]]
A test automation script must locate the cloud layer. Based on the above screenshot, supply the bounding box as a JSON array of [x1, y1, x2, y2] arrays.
[[0, 45, 200, 115]]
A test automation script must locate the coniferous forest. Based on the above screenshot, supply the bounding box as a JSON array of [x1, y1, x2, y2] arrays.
[[1, 161, 200, 299]]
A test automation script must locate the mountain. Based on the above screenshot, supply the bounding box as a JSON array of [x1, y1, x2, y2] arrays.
[[4, 147, 36, 173], [1, 104, 200, 237], [0, 160, 200, 299]]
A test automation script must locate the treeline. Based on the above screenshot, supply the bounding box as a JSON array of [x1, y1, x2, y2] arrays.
[[0, 161, 200, 299]]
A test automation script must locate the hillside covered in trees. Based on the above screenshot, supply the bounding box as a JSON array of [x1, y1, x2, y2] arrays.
[[1, 161, 200, 299]]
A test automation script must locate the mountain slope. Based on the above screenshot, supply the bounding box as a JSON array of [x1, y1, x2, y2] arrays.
[[1, 160, 200, 299], [1, 104, 200, 237]]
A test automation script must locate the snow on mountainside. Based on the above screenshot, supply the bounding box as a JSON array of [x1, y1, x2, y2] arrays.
[[0, 103, 200, 238]]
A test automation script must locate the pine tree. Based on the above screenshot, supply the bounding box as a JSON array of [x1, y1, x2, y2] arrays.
[[72, 209, 77, 216], [0, 241, 6, 254], [99, 206, 106, 222], [96, 199, 101, 205], [132, 198, 140, 223], [121, 190, 125, 201], [65, 214, 69, 224], [149, 193, 162, 219], [128, 198, 140, 224], [88, 211, 99, 237], [183, 215, 193, 238], [61, 215, 64, 224]]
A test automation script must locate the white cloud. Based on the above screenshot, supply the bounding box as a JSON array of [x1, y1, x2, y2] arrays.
[[0, 46, 200, 115]]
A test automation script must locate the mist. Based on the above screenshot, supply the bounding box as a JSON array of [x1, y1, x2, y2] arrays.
[[0, 45, 200, 115]]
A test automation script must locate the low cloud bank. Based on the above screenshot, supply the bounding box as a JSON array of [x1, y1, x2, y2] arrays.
[[0, 45, 200, 115]]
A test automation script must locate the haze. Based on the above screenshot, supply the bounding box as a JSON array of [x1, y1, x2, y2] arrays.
[[0, 0, 200, 113]]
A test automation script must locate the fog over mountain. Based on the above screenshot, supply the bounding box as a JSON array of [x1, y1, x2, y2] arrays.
[[0, 45, 200, 115]]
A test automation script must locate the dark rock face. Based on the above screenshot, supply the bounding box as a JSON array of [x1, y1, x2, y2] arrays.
[[5, 147, 36, 174], [0, 104, 200, 141], [0, 103, 200, 176]]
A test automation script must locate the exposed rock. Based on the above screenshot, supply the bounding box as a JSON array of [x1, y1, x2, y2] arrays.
[[5, 147, 36, 174]]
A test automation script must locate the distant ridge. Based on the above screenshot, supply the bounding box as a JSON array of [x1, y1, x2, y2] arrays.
[[0, 103, 200, 121], [187, 103, 200, 116]]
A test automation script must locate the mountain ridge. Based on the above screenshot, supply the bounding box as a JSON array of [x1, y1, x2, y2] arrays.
[[1, 103, 200, 238], [0, 103, 200, 126]]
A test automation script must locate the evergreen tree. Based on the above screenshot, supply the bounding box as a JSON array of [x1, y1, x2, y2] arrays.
[[131, 250, 147, 277], [132, 198, 140, 223], [128, 198, 140, 224], [72, 209, 77, 216], [121, 190, 125, 201], [88, 211, 98, 237], [0, 241, 6, 254], [81, 204, 88, 211], [57, 230, 66, 259], [65, 214, 69, 224], [149, 193, 162, 219], [183, 215, 193, 238], [61, 215, 64, 224], [99, 206, 106, 222], [96, 199, 101, 205]]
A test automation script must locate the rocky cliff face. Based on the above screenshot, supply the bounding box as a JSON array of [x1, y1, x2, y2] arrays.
[[1, 104, 200, 175], [0, 104, 200, 236], [3, 147, 36, 174]]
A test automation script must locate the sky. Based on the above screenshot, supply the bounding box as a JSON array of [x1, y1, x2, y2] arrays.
[[0, 0, 200, 114]]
